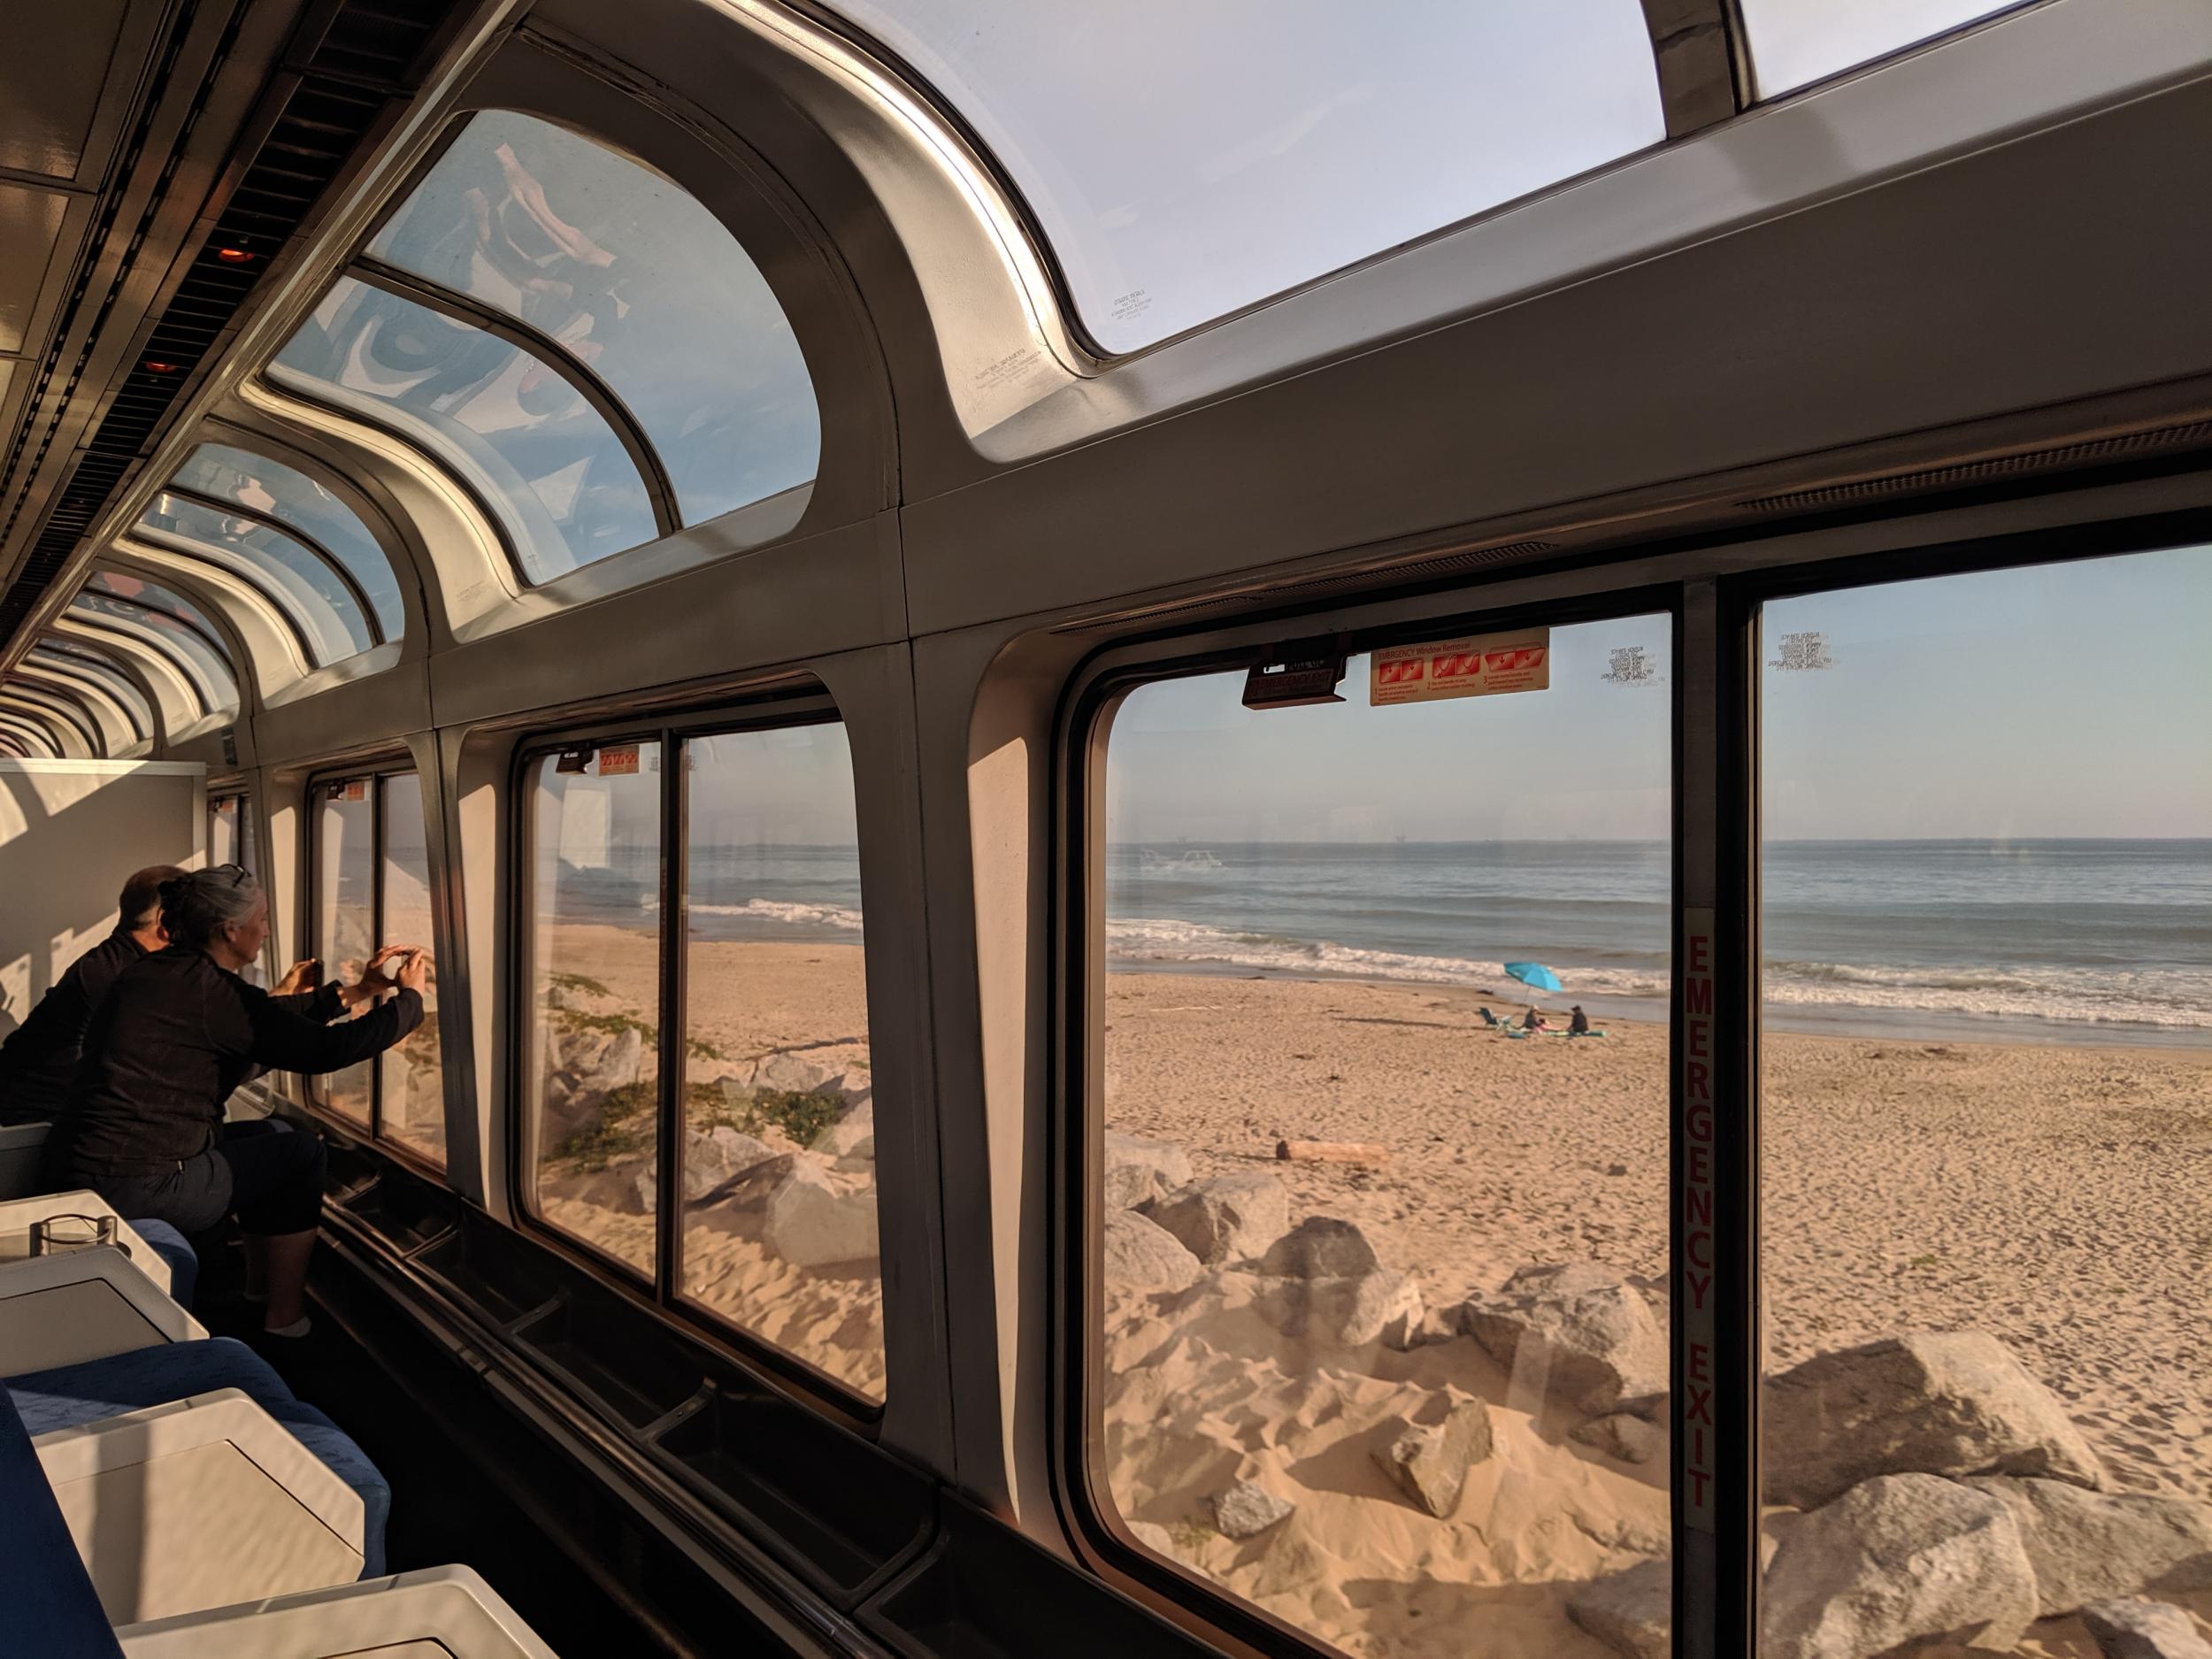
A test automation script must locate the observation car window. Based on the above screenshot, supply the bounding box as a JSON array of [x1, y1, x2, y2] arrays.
[[170, 443, 406, 641], [1755, 549, 2212, 1648], [311, 770, 448, 1164], [314, 777, 377, 1124], [74, 572, 240, 718], [1738, 0, 2028, 98], [269, 275, 657, 585], [137, 490, 375, 666], [828, 0, 1664, 352], [27, 643, 155, 739], [4, 683, 102, 755], [526, 741, 664, 1277], [680, 723, 881, 1401], [19, 658, 141, 747], [380, 772, 446, 1164], [1093, 616, 1672, 1653], [368, 111, 820, 532]]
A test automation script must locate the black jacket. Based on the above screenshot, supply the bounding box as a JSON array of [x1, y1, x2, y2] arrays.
[[0, 931, 149, 1125], [43, 949, 420, 1180]]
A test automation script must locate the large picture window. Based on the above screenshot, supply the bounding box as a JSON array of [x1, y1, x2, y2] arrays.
[[1755, 549, 2212, 1656], [523, 710, 882, 1402], [311, 769, 448, 1166], [1087, 614, 1673, 1655]]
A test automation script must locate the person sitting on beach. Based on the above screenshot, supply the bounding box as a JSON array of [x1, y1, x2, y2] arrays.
[[0, 864, 186, 1126], [39, 865, 428, 1337], [1523, 1006, 1548, 1033], [1569, 1005, 1590, 1035]]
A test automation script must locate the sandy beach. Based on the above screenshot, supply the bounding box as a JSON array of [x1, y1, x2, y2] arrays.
[[1101, 969, 2212, 1658], [519, 929, 2211, 1657]]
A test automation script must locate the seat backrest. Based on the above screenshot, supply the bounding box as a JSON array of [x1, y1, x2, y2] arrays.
[[0, 1372, 127, 1657], [0, 1120, 51, 1200]]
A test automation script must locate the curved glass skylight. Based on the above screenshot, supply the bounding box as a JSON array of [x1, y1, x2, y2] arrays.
[[368, 111, 820, 529], [828, 0, 1666, 352], [1739, 0, 2025, 98], [4, 684, 102, 755], [137, 491, 376, 668], [170, 443, 406, 641], [25, 647, 151, 741], [0, 712, 62, 757], [73, 572, 241, 718], [270, 276, 657, 584], [16, 669, 134, 751]]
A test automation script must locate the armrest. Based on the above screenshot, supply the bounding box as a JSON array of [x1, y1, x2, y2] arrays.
[[114, 1564, 561, 1657]]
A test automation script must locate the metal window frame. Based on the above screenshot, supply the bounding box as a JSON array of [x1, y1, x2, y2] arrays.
[[64, 608, 222, 721], [1, 681, 107, 757], [507, 687, 892, 1425], [1732, 0, 2046, 105], [0, 710, 65, 757], [1048, 579, 1682, 1659], [1041, 498, 2212, 1659], [132, 516, 346, 671]]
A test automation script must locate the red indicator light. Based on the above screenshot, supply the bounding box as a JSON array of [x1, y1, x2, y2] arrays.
[[214, 246, 253, 264], [142, 360, 180, 373]]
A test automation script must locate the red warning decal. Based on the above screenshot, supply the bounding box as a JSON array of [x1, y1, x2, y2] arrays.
[[1371, 627, 1549, 705]]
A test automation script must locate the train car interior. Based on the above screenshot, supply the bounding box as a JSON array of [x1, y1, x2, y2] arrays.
[[0, 0, 2207, 1654]]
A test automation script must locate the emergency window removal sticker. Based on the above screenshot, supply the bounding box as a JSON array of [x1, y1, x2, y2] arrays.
[[1370, 626, 1550, 706], [596, 743, 641, 777]]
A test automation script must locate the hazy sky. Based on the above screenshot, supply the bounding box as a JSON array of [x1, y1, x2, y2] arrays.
[[1110, 548, 2210, 843]]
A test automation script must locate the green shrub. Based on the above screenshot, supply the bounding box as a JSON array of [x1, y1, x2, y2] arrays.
[[552, 1081, 655, 1171], [547, 972, 611, 1000]]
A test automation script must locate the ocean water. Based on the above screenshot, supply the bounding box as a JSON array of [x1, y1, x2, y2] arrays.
[[552, 840, 2212, 1044]]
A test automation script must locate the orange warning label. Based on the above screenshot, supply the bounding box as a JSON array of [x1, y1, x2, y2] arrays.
[[596, 744, 640, 777], [1370, 627, 1550, 705]]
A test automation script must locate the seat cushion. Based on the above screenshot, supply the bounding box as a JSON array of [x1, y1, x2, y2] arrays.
[[8, 1337, 387, 1578], [123, 1217, 198, 1310]]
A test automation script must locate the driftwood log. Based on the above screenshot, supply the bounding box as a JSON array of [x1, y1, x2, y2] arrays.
[[1275, 1139, 1389, 1165]]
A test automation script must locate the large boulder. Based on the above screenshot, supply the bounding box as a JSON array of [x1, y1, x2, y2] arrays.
[[1765, 1333, 2106, 1509], [1260, 1269, 1421, 1348], [1259, 1217, 1384, 1279], [1567, 1559, 1671, 1659], [1371, 1399, 1494, 1517], [1146, 1174, 1289, 1266], [1965, 1478, 2212, 1617], [685, 1126, 779, 1200], [1574, 1412, 1668, 1466], [1763, 1474, 2039, 1659], [1461, 1263, 1667, 1416], [558, 1156, 654, 1217], [763, 1158, 879, 1268], [1103, 1132, 1194, 1210], [755, 1051, 830, 1094], [1102, 1210, 1203, 1294], [1212, 1479, 1294, 1540], [2080, 1601, 2212, 1659], [568, 1024, 645, 1094]]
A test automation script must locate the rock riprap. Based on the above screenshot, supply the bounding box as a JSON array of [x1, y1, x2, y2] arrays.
[[1259, 1268, 1420, 1349], [1461, 1263, 1667, 1417], [1567, 1559, 1671, 1659], [1258, 1217, 1385, 1279], [1963, 1476, 2212, 1617], [1371, 1397, 1494, 1517], [1763, 1473, 2039, 1659], [2079, 1600, 2212, 1659], [1145, 1173, 1290, 1266], [1212, 1479, 1295, 1540], [1102, 1132, 1194, 1210], [1765, 1332, 2107, 1509], [1102, 1209, 1203, 1294], [762, 1156, 879, 1268]]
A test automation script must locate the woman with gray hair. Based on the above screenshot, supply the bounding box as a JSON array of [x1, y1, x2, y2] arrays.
[[41, 864, 429, 1337]]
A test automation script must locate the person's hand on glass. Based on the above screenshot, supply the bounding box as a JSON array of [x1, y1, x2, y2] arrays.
[[395, 948, 434, 997], [337, 944, 424, 1009], [272, 959, 320, 996]]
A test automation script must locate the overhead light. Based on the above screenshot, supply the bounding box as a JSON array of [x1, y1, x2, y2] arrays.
[[142, 360, 181, 374], [213, 246, 255, 264]]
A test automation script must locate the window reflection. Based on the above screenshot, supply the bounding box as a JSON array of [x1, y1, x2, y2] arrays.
[[315, 780, 376, 1124], [1739, 0, 2026, 98], [171, 444, 406, 641], [271, 277, 657, 584], [528, 742, 664, 1275], [369, 111, 818, 530], [380, 772, 445, 1165], [71, 575, 239, 718]]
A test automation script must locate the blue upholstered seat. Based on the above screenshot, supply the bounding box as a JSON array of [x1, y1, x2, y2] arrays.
[[123, 1217, 198, 1309], [7, 1336, 388, 1575]]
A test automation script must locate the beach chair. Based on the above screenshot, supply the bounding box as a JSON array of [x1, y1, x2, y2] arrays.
[[1477, 1007, 1502, 1026]]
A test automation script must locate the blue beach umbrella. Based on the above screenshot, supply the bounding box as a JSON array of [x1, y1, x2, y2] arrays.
[[1503, 961, 1563, 994]]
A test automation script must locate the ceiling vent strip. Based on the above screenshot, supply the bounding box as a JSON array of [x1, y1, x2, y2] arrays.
[[1735, 420, 2212, 514], [0, 0, 461, 647]]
